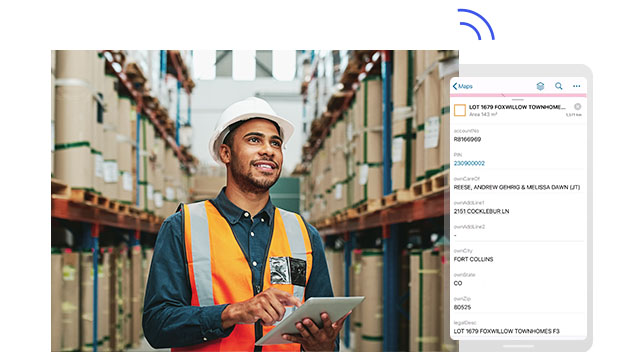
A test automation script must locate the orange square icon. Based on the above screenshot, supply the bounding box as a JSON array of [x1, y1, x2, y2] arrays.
[[454, 104, 466, 116]]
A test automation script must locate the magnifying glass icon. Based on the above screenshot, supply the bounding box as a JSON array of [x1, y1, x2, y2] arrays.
[[555, 82, 563, 90]]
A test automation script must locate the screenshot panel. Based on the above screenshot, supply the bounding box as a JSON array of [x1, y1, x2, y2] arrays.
[[449, 76, 589, 344]]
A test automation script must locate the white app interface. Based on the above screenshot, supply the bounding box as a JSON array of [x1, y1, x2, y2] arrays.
[[449, 77, 588, 340]]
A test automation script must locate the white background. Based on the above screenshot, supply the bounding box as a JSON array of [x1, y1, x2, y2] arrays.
[[2, 0, 642, 350]]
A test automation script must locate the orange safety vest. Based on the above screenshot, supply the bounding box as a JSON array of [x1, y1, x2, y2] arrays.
[[172, 200, 313, 352]]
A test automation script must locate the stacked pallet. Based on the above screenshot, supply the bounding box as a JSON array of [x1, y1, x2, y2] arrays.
[[353, 76, 383, 213], [51, 245, 149, 352], [53, 50, 192, 220], [54, 51, 103, 194], [411, 50, 458, 188]]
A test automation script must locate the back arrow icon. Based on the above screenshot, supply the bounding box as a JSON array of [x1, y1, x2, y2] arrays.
[[453, 82, 458, 90]]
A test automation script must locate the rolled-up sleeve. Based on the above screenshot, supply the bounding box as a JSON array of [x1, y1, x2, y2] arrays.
[[142, 212, 234, 348]]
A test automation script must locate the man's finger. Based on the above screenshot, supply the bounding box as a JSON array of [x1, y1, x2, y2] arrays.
[[332, 310, 352, 330], [295, 322, 311, 338], [259, 311, 274, 325], [321, 312, 333, 330], [302, 318, 319, 335], [282, 334, 304, 344], [261, 299, 281, 324], [271, 288, 302, 307], [266, 293, 287, 321]]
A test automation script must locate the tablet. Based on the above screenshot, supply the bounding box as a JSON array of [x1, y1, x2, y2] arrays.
[[254, 296, 365, 345]]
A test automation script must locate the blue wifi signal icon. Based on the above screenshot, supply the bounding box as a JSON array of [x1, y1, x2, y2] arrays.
[[458, 8, 495, 40]]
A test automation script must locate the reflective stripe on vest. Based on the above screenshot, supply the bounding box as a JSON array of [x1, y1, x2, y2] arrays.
[[174, 201, 313, 352], [186, 201, 215, 306]]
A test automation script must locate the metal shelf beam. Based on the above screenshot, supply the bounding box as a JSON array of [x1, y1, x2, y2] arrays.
[[51, 198, 162, 233]]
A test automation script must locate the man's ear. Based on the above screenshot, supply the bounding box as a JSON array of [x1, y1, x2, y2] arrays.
[[219, 144, 231, 164]]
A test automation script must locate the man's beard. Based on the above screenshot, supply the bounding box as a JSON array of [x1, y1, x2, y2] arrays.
[[230, 153, 280, 194]]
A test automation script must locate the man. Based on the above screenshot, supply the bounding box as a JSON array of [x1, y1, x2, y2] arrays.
[[143, 97, 347, 351]]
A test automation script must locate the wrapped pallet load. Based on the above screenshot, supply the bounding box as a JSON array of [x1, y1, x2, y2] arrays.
[[360, 249, 383, 351], [409, 249, 441, 352], [92, 52, 106, 195], [424, 52, 442, 181], [392, 50, 416, 192], [354, 76, 383, 208], [55, 50, 97, 192], [102, 72, 120, 200], [51, 249, 63, 351], [413, 51, 426, 184], [117, 94, 134, 205], [62, 249, 80, 352]]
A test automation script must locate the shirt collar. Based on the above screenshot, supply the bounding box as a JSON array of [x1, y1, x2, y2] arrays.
[[211, 186, 275, 224]]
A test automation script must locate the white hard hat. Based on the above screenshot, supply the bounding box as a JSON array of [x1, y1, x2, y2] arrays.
[[208, 97, 295, 166]]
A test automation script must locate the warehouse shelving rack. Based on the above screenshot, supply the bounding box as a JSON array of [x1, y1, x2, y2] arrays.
[[301, 51, 450, 351], [51, 50, 195, 352]]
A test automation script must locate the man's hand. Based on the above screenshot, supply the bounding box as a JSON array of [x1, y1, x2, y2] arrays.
[[281, 311, 351, 351], [221, 287, 302, 329]]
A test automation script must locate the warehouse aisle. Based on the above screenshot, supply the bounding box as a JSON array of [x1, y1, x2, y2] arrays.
[[51, 50, 457, 351]]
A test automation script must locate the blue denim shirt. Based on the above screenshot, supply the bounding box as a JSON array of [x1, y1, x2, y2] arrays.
[[142, 187, 335, 349]]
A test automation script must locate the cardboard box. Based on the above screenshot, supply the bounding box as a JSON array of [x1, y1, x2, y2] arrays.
[[62, 250, 80, 352], [360, 250, 383, 351], [52, 251, 63, 351]]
